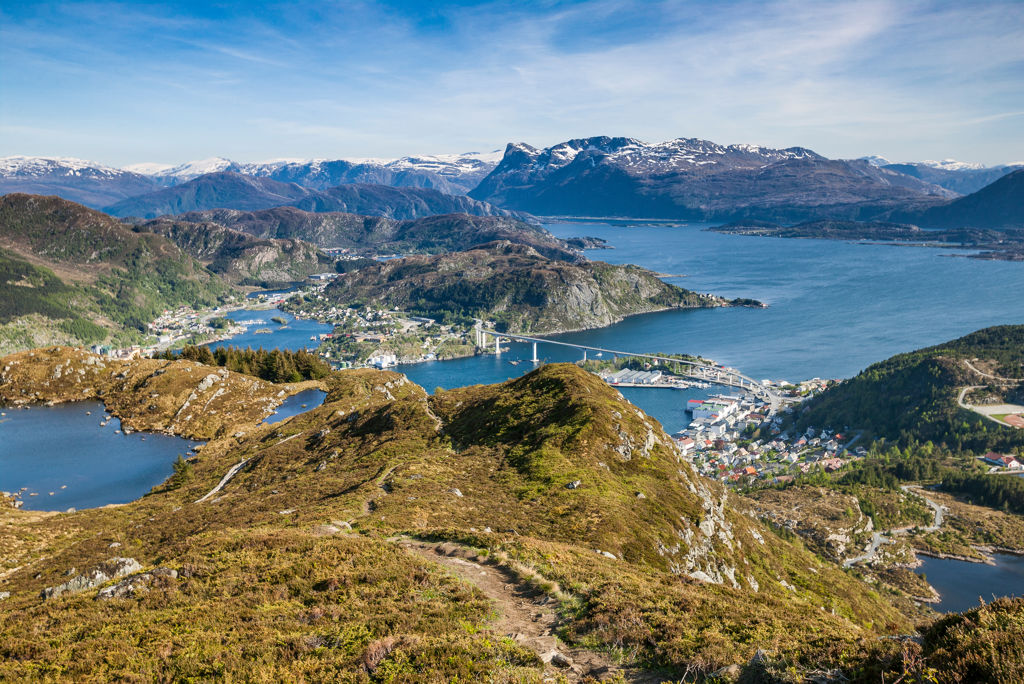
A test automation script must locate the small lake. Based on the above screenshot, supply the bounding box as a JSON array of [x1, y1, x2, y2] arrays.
[[264, 389, 327, 424], [917, 553, 1024, 613], [208, 307, 331, 353], [0, 402, 201, 511]]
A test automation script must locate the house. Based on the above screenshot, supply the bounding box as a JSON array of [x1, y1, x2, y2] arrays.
[[983, 452, 1023, 469], [676, 437, 695, 453]]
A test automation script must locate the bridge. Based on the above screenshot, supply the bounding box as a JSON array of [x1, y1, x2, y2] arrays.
[[474, 324, 782, 412]]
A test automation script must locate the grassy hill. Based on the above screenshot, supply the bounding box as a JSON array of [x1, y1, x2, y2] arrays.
[[310, 241, 760, 333], [0, 194, 236, 352], [0, 348, 949, 681], [794, 325, 1024, 452]]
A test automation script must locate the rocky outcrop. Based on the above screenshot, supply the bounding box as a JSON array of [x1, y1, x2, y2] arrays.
[[42, 557, 142, 599]]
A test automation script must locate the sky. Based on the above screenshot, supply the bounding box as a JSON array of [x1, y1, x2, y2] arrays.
[[1, 0, 1023, 167]]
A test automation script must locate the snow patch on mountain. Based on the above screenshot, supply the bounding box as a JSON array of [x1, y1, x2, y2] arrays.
[[0, 156, 133, 179]]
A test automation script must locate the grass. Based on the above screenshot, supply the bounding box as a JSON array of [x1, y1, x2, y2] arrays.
[[1, 350, 1009, 681]]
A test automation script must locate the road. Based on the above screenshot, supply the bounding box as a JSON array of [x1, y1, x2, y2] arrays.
[[843, 487, 946, 567]]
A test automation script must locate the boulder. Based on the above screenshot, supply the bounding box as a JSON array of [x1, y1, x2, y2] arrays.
[[96, 567, 177, 600]]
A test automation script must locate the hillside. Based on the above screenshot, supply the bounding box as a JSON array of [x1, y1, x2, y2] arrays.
[[177, 206, 575, 259], [469, 136, 951, 221], [314, 241, 761, 333], [794, 325, 1024, 452], [0, 194, 234, 353], [907, 168, 1024, 230], [103, 172, 512, 220], [0, 349, 931, 681], [137, 217, 335, 286]]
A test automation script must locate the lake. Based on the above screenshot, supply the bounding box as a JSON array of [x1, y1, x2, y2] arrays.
[[918, 553, 1024, 613], [264, 388, 327, 423], [0, 402, 201, 511]]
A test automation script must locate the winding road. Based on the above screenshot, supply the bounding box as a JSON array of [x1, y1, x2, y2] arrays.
[[842, 486, 945, 568]]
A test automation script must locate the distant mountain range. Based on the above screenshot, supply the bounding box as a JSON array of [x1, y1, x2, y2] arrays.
[[861, 156, 1023, 195], [469, 136, 963, 222], [102, 172, 512, 220], [1, 141, 1020, 226]]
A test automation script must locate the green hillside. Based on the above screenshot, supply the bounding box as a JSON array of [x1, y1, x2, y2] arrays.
[[795, 325, 1024, 452]]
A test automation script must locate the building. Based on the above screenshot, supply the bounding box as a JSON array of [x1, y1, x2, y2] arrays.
[[982, 452, 1023, 469]]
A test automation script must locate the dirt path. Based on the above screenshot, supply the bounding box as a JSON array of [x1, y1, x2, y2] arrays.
[[397, 539, 662, 683]]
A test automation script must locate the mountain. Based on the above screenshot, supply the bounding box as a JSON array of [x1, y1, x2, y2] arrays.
[[102, 172, 314, 218], [317, 241, 760, 333], [906, 168, 1024, 229], [0, 347, 934, 680], [177, 206, 576, 259], [882, 161, 1022, 196], [126, 152, 501, 195], [793, 325, 1024, 452], [287, 181, 513, 218], [0, 156, 160, 208], [103, 172, 513, 220], [0, 194, 233, 352], [470, 136, 954, 221], [137, 217, 335, 286]]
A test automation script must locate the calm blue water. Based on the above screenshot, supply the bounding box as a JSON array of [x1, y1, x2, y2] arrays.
[[918, 553, 1024, 613], [0, 402, 200, 511], [264, 389, 327, 424], [398, 220, 1024, 423], [541, 221, 1024, 381], [208, 307, 331, 352]]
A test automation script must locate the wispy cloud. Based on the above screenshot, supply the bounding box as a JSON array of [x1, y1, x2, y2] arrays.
[[1, 0, 1021, 165]]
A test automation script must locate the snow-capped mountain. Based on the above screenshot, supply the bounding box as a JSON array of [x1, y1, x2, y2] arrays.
[[0, 156, 160, 207], [859, 155, 892, 167], [470, 136, 953, 221], [123, 152, 502, 194], [1, 155, 136, 179], [124, 157, 238, 179], [919, 158, 988, 171]]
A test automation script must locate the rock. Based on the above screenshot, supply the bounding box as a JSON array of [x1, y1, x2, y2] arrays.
[[96, 567, 177, 600], [42, 557, 143, 599], [750, 649, 770, 666], [108, 542, 122, 548], [712, 664, 742, 679], [311, 524, 341, 536], [449, 488, 463, 498], [566, 480, 582, 489], [596, 550, 617, 560], [279, 509, 296, 515], [548, 651, 572, 668], [0, 591, 9, 600], [331, 520, 353, 530], [314, 461, 327, 472]]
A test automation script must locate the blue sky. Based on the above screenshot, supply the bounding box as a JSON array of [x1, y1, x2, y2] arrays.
[[1, 0, 1022, 166]]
